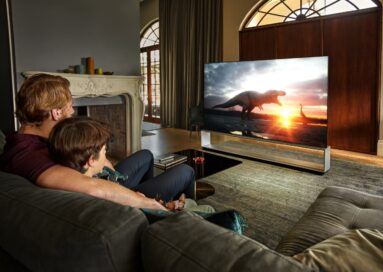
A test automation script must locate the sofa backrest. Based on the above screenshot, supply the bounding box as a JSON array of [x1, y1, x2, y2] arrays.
[[0, 171, 148, 272]]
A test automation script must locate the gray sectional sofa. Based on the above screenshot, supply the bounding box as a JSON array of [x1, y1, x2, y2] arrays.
[[1, 170, 383, 272]]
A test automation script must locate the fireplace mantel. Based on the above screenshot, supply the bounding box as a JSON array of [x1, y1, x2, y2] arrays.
[[23, 71, 144, 156]]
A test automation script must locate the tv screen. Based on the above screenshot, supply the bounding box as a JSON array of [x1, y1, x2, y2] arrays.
[[203, 56, 328, 148]]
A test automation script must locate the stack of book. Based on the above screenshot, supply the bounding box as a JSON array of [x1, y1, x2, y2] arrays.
[[154, 153, 188, 170]]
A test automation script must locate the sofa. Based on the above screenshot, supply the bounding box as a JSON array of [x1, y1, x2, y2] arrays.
[[1, 170, 383, 272]]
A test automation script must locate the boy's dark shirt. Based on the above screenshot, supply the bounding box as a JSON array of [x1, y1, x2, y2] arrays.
[[0, 133, 56, 183]]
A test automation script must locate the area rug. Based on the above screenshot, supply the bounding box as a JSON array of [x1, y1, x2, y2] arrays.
[[197, 150, 383, 250]]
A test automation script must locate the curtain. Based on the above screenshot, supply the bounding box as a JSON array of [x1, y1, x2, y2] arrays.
[[159, 0, 223, 129]]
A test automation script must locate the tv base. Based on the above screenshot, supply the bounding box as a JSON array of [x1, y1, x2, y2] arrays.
[[201, 130, 330, 174]]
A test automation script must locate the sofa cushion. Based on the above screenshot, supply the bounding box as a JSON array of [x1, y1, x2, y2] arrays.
[[293, 229, 383, 272], [141, 211, 310, 272], [0, 171, 148, 272], [276, 186, 383, 256]]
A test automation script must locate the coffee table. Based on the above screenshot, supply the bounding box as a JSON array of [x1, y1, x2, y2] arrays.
[[174, 149, 242, 199]]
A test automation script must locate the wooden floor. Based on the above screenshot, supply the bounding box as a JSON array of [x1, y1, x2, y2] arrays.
[[142, 128, 383, 167]]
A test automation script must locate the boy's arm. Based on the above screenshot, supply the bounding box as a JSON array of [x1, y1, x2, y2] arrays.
[[36, 165, 166, 210]]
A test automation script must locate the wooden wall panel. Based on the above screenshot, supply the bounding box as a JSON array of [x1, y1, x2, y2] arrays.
[[239, 27, 275, 60], [275, 21, 322, 58], [239, 10, 380, 154], [324, 12, 380, 154]]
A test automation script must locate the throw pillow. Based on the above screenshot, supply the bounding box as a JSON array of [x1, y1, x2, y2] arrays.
[[293, 229, 383, 272]]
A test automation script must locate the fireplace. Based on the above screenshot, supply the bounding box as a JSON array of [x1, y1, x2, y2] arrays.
[[23, 71, 144, 159]]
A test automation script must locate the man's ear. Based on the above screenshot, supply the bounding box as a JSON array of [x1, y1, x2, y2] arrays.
[[51, 109, 62, 121]]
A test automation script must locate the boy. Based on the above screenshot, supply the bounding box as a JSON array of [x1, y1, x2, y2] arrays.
[[49, 116, 213, 212]]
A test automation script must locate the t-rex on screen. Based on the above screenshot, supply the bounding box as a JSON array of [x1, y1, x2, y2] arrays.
[[212, 90, 286, 119]]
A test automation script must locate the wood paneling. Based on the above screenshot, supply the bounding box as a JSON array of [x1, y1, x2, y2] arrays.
[[275, 21, 322, 58], [239, 10, 381, 154], [324, 12, 380, 153], [240, 27, 276, 60]]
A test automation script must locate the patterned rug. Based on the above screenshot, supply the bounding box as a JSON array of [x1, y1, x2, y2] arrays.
[[198, 148, 383, 250]]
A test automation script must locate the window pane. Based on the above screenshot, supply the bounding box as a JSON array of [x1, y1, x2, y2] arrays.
[[259, 13, 285, 26], [141, 21, 159, 47], [246, 0, 378, 28], [140, 21, 161, 121], [315, 1, 355, 17]]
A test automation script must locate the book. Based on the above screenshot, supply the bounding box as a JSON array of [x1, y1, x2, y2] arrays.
[[154, 154, 188, 170], [156, 154, 175, 163]]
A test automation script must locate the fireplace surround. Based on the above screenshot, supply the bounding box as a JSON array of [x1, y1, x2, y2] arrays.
[[23, 71, 144, 158]]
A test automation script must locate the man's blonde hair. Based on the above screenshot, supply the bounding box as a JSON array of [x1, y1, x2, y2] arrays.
[[16, 73, 72, 125]]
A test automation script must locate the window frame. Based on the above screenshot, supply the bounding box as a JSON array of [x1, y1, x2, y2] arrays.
[[242, 0, 380, 28], [140, 20, 160, 124]]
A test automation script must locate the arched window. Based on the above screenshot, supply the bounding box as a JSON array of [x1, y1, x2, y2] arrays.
[[140, 20, 160, 123], [244, 0, 378, 28]]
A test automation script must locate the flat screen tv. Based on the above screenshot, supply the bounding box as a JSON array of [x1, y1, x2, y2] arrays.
[[203, 56, 328, 148]]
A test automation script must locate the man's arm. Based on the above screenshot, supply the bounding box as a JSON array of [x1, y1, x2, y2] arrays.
[[36, 165, 166, 210]]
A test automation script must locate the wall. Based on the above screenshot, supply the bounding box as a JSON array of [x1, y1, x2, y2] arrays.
[[0, 0, 16, 135], [11, 0, 141, 86], [222, 0, 256, 61], [140, 0, 159, 31], [139, 0, 257, 61]]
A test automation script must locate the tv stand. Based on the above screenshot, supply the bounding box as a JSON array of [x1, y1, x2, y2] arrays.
[[201, 130, 330, 173]]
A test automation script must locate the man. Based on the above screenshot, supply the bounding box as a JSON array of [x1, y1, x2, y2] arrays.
[[0, 73, 194, 209]]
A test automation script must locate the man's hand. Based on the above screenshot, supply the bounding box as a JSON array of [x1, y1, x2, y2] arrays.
[[144, 197, 168, 211]]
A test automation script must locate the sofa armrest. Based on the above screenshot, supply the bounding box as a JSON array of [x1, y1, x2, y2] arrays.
[[276, 186, 383, 256], [141, 211, 310, 272]]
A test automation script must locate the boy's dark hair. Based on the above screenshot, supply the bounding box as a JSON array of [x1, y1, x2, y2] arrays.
[[49, 117, 111, 173]]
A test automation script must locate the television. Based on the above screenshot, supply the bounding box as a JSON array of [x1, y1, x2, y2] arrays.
[[203, 56, 328, 148]]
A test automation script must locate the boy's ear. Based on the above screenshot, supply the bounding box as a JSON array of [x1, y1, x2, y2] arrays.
[[51, 109, 62, 121], [87, 155, 96, 168]]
